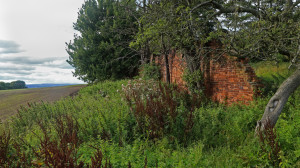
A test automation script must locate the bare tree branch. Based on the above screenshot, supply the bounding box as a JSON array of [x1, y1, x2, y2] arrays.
[[191, 1, 263, 18], [191, 1, 212, 12]]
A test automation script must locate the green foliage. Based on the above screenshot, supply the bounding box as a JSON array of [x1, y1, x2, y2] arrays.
[[131, 0, 215, 65], [122, 79, 199, 143], [183, 69, 205, 95], [218, 1, 300, 64], [0, 80, 299, 167], [0, 80, 27, 90], [66, 0, 139, 83], [261, 73, 288, 95], [3, 0, 300, 166], [139, 63, 161, 80], [252, 62, 295, 95], [257, 120, 281, 167]]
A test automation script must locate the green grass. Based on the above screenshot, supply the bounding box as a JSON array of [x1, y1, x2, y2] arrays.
[[251, 61, 297, 94], [251, 61, 291, 78], [0, 64, 299, 167]]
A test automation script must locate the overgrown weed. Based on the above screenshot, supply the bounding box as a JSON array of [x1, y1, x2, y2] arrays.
[[0, 80, 299, 167], [122, 79, 201, 144]]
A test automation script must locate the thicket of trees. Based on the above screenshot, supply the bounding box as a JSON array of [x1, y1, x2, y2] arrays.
[[0, 80, 27, 90], [67, 0, 299, 128], [66, 0, 139, 83]]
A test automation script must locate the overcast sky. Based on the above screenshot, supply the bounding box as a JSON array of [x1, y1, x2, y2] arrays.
[[0, 0, 85, 84]]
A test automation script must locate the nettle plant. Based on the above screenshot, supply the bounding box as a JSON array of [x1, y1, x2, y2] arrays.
[[122, 79, 199, 144]]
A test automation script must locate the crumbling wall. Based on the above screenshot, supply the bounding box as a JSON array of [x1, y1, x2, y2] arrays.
[[205, 56, 261, 105], [154, 52, 186, 89], [154, 49, 261, 105]]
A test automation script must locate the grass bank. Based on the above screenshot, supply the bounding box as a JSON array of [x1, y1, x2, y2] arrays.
[[0, 63, 299, 167]]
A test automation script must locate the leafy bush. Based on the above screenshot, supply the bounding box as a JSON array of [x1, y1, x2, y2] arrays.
[[183, 69, 205, 95], [139, 63, 161, 80], [122, 79, 199, 143], [0, 80, 299, 167], [257, 120, 281, 167], [0, 130, 11, 166], [32, 115, 83, 167]]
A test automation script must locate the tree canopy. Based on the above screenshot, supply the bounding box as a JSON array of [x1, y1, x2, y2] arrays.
[[131, 0, 300, 129], [67, 0, 300, 128], [0, 80, 27, 90], [66, 0, 139, 83]]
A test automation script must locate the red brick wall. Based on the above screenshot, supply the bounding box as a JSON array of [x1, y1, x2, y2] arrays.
[[205, 56, 261, 105], [154, 51, 186, 89], [154, 49, 261, 105]]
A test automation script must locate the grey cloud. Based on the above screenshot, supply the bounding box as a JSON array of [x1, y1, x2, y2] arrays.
[[0, 54, 75, 83], [0, 76, 14, 80], [43, 59, 74, 69], [13, 71, 32, 75], [0, 56, 57, 65], [0, 65, 35, 71], [53, 62, 73, 69], [0, 70, 33, 76], [0, 40, 24, 55], [0, 64, 35, 76], [0, 75, 33, 81]]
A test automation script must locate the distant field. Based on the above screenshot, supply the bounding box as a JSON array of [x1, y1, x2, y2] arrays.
[[26, 83, 82, 88], [0, 85, 85, 120]]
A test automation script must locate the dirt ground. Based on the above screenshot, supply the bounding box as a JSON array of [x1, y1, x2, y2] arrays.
[[0, 85, 85, 120]]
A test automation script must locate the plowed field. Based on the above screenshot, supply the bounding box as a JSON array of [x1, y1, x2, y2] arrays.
[[0, 85, 85, 120]]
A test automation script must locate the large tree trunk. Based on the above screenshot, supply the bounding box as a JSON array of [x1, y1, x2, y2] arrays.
[[161, 35, 170, 84], [256, 67, 300, 132], [164, 53, 170, 84]]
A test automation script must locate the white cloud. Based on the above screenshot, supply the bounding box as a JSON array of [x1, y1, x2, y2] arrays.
[[0, 0, 85, 84]]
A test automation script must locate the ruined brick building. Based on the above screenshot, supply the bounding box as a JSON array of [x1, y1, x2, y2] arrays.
[[154, 41, 262, 105]]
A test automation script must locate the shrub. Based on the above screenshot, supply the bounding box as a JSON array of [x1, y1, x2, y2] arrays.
[[257, 120, 281, 167], [1, 79, 299, 167], [122, 79, 200, 144], [0, 130, 33, 167], [183, 69, 205, 95], [0, 130, 11, 166], [139, 63, 161, 81], [32, 115, 83, 167]]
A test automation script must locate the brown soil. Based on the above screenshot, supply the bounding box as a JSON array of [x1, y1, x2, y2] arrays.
[[0, 85, 85, 120]]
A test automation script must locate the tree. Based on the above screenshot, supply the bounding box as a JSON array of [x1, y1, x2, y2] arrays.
[[66, 0, 139, 83], [68, 0, 299, 129], [10, 80, 26, 89], [0, 82, 6, 90], [133, 0, 300, 129], [131, 0, 215, 84], [0, 80, 27, 90], [189, 0, 300, 130]]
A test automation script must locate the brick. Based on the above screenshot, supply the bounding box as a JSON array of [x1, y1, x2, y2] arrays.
[[154, 44, 262, 105]]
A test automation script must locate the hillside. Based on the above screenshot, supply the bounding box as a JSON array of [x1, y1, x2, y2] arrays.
[[0, 76, 299, 167], [0, 64, 299, 167], [0, 85, 85, 120]]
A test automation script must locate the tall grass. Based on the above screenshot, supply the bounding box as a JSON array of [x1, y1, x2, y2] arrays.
[[252, 61, 296, 94], [0, 74, 299, 167]]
